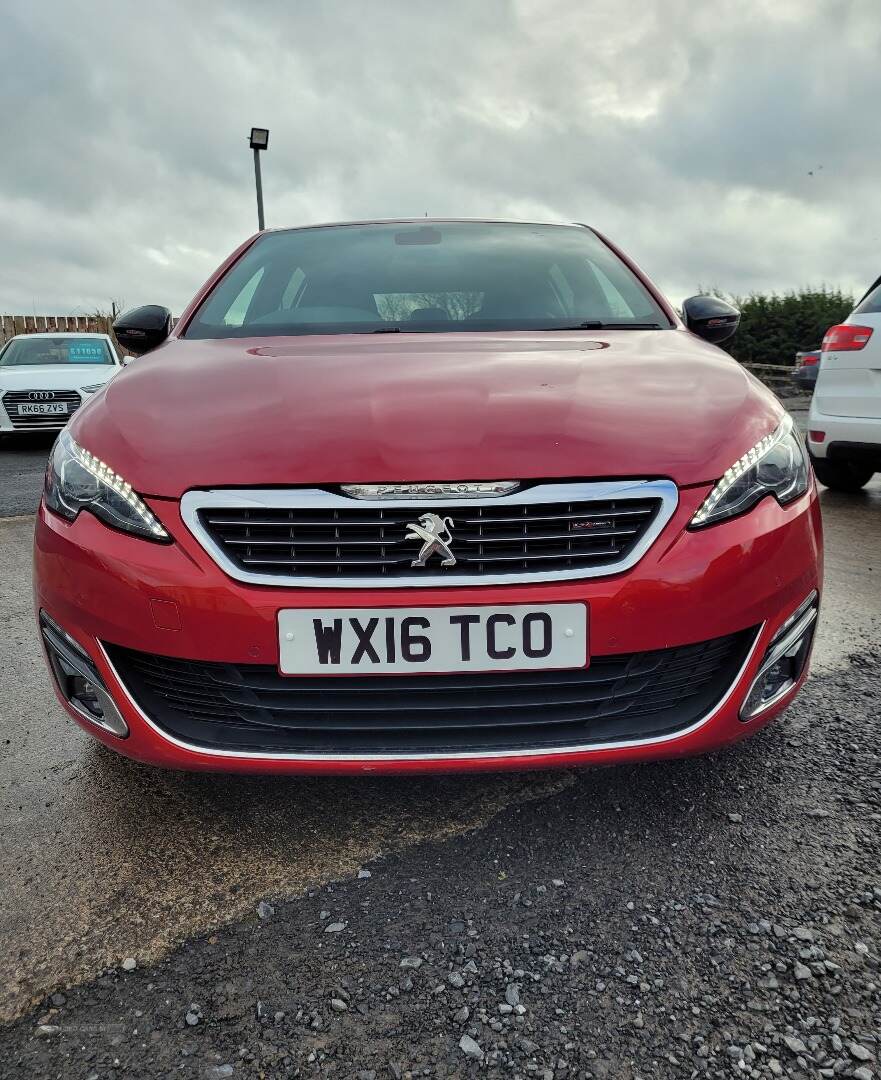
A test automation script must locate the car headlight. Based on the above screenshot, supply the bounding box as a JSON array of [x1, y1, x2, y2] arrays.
[[80, 383, 106, 394], [44, 431, 169, 541], [691, 416, 809, 528]]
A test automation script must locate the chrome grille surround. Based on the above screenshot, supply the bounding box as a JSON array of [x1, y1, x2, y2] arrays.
[[181, 480, 679, 588]]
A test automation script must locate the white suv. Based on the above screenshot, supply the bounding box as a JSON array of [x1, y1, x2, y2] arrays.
[[808, 279, 881, 491]]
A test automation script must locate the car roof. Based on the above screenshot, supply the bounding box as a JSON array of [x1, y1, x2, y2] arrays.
[[7, 332, 115, 341], [263, 217, 589, 236]]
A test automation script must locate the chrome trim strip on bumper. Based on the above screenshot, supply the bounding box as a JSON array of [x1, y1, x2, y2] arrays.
[[97, 625, 763, 763], [179, 479, 679, 589]]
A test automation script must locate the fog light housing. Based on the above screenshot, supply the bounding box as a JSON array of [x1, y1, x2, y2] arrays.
[[40, 612, 128, 737], [740, 593, 818, 721], [70, 673, 104, 719]]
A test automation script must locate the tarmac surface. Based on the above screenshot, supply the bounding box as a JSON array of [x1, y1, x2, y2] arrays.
[[0, 431, 53, 516], [0, 428, 879, 1078]]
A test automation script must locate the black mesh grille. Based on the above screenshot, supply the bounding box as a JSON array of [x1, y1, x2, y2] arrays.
[[105, 627, 756, 755], [2, 389, 81, 429], [198, 497, 663, 580]]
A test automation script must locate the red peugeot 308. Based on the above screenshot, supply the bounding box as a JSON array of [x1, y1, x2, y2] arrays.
[[34, 220, 822, 774]]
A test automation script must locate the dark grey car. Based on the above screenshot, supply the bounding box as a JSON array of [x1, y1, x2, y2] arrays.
[[792, 348, 820, 390]]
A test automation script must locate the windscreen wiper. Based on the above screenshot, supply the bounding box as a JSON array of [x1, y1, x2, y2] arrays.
[[539, 321, 665, 331], [369, 322, 666, 333]]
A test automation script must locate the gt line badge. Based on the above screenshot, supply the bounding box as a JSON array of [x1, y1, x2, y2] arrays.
[[405, 513, 457, 568]]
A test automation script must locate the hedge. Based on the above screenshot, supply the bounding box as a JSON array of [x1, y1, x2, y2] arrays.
[[701, 288, 855, 367]]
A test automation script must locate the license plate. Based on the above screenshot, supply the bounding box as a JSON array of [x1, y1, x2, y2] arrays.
[[278, 603, 588, 675], [17, 403, 68, 415]]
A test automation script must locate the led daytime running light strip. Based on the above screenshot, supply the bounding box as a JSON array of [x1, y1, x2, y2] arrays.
[[71, 438, 169, 538], [692, 416, 792, 526]]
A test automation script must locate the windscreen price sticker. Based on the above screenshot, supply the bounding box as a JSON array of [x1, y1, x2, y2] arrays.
[[68, 341, 105, 363]]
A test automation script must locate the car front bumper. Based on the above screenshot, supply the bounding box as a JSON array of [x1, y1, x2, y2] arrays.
[[33, 482, 823, 774]]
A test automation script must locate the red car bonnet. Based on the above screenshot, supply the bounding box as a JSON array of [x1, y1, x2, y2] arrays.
[[70, 330, 782, 498]]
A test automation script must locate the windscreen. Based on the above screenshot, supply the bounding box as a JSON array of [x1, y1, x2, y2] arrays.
[[0, 337, 114, 367], [185, 222, 671, 338]]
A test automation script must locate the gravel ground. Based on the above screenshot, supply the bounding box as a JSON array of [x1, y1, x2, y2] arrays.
[[2, 651, 878, 1080]]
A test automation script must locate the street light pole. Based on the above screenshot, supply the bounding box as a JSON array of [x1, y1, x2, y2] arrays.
[[252, 148, 265, 231], [248, 127, 270, 231]]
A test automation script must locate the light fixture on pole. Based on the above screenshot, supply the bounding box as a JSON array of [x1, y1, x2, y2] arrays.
[[248, 127, 269, 231]]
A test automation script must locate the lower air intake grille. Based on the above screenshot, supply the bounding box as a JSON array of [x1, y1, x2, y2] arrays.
[[105, 627, 757, 756]]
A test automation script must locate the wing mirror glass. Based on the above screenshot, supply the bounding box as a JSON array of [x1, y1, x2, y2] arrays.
[[112, 305, 173, 357], [682, 295, 741, 345]]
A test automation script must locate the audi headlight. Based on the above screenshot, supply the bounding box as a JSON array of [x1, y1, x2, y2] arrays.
[[80, 383, 106, 394], [691, 416, 809, 528], [44, 431, 169, 541]]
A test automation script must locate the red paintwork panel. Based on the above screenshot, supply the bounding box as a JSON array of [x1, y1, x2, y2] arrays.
[[69, 330, 783, 499]]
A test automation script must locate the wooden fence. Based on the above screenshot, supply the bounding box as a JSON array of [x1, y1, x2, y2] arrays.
[[1, 314, 116, 345]]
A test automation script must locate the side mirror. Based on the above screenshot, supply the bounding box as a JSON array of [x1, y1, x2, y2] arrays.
[[112, 305, 173, 357], [682, 295, 740, 345]]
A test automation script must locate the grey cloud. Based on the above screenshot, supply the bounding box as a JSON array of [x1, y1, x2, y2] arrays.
[[1, 0, 878, 315]]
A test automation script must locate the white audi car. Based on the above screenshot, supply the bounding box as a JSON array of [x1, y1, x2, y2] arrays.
[[0, 333, 123, 438], [808, 278, 881, 490]]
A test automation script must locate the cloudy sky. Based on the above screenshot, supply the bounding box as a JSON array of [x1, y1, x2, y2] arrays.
[[1, 0, 878, 315]]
